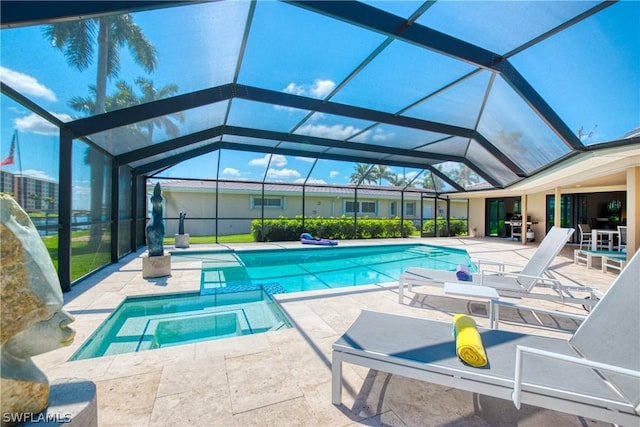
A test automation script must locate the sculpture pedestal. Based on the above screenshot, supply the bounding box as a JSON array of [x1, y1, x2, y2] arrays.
[[174, 234, 190, 248], [142, 254, 171, 278], [23, 378, 97, 427]]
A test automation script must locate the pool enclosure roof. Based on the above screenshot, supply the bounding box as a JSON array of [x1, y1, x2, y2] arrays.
[[2, 1, 638, 193]]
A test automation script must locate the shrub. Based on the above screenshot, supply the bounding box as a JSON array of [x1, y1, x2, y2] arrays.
[[422, 217, 468, 237], [251, 216, 416, 242]]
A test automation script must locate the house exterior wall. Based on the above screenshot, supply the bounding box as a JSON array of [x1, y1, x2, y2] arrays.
[[158, 185, 446, 236], [526, 192, 547, 239], [467, 198, 485, 237]]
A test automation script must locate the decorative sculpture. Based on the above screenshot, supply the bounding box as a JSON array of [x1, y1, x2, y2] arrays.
[[145, 183, 165, 256], [178, 211, 186, 235], [0, 193, 75, 424]]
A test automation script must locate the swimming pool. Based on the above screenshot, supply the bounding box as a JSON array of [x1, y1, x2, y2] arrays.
[[185, 243, 474, 294], [71, 243, 473, 360], [70, 284, 291, 360]]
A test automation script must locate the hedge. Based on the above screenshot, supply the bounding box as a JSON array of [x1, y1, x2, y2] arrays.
[[422, 217, 468, 237], [251, 215, 416, 242]]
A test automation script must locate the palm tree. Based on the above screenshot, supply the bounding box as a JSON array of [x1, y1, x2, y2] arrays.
[[69, 81, 148, 151], [349, 163, 376, 185], [387, 173, 407, 187], [44, 16, 157, 115], [371, 165, 392, 185], [133, 77, 184, 142], [70, 78, 183, 144], [44, 16, 157, 242], [68, 81, 137, 114], [448, 164, 478, 189], [422, 172, 436, 190]]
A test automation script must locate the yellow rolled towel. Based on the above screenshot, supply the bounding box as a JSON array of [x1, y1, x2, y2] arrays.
[[452, 314, 488, 367]]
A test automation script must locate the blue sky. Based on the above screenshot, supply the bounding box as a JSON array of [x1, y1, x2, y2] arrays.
[[1, 1, 638, 209]]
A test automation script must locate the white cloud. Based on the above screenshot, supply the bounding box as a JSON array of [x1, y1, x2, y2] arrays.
[[1, 67, 57, 101], [282, 79, 336, 99], [283, 82, 305, 96], [294, 177, 326, 184], [71, 182, 91, 211], [249, 154, 287, 167], [372, 128, 394, 142], [266, 168, 300, 179], [405, 171, 419, 180], [222, 167, 240, 176], [297, 124, 360, 140], [14, 112, 72, 135], [329, 170, 339, 178], [295, 156, 315, 163], [310, 79, 336, 98], [21, 169, 56, 181]]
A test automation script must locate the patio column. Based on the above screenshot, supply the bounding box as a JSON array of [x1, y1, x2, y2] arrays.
[[521, 194, 528, 244], [626, 166, 639, 261], [554, 187, 561, 227]]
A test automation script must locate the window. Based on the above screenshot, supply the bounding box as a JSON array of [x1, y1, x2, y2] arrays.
[[251, 196, 284, 209], [345, 201, 358, 213], [405, 202, 416, 216], [344, 200, 377, 215], [361, 202, 376, 214], [389, 201, 397, 216]]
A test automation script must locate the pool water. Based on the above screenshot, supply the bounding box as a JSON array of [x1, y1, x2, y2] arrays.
[[71, 243, 473, 360], [190, 243, 474, 294], [70, 284, 290, 360]]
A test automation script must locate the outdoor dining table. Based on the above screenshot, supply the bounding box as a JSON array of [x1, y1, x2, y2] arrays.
[[592, 229, 619, 251]]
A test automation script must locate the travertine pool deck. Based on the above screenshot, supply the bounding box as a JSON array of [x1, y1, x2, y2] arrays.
[[35, 237, 619, 426]]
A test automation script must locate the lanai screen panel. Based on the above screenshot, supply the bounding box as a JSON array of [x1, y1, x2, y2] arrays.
[[477, 76, 571, 174], [465, 140, 521, 188], [349, 123, 449, 151], [330, 39, 475, 114], [293, 113, 376, 142], [237, 1, 386, 96], [87, 102, 229, 155], [153, 151, 220, 180], [402, 71, 490, 129], [115, 1, 248, 97], [227, 99, 311, 134], [128, 137, 222, 171], [417, 1, 599, 54], [510, 3, 640, 145]]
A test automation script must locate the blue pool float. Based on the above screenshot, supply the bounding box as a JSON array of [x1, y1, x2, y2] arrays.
[[300, 233, 338, 246]]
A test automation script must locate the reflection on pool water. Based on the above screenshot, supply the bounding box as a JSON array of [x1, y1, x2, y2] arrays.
[[71, 243, 473, 360]]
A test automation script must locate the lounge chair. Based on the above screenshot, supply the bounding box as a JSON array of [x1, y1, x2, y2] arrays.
[[332, 251, 640, 426], [399, 227, 600, 308], [574, 248, 626, 269]]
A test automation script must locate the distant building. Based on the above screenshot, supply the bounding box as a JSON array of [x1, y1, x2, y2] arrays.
[[0, 170, 13, 195], [0, 171, 59, 213]]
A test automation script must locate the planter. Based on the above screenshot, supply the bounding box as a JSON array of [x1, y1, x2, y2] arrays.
[[175, 233, 190, 248], [142, 253, 171, 278]]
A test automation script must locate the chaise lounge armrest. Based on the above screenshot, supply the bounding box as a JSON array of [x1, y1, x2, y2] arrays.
[[472, 258, 524, 272], [476, 269, 561, 290], [513, 345, 640, 414]]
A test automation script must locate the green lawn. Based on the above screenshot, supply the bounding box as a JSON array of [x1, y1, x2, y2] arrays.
[[163, 233, 255, 244], [42, 232, 256, 281], [43, 231, 111, 281]]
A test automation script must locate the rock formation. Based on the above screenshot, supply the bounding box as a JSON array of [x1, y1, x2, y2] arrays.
[[0, 193, 75, 426]]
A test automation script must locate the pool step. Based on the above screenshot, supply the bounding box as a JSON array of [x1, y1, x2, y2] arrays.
[[201, 266, 251, 295]]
